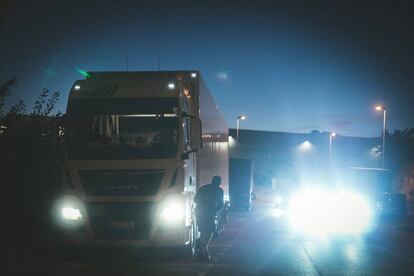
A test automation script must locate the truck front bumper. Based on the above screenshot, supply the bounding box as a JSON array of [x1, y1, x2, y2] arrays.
[[59, 224, 191, 248]]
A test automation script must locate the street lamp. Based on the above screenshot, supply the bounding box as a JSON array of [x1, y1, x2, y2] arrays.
[[329, 132, 336, 167], [236, 115, 247, 142], [375, 105, 387, 168]]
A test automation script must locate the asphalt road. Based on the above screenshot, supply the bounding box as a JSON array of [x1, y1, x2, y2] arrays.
[[8, 194, 414, 275]]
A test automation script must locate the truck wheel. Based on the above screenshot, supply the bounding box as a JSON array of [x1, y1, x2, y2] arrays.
[[188, 219, 197, 256], [177, 220, 196, 258]]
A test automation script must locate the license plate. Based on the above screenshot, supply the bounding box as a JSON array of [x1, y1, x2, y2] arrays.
[[107, 221, 135, 228]]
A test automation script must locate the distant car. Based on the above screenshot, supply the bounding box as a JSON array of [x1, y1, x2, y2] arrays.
[[376, 193, 407, 219]]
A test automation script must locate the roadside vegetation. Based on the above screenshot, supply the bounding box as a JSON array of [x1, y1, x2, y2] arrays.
[[1, 78, 64, 252]]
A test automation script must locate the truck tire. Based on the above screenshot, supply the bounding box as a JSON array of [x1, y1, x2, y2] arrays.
[[175, 219, 197, 258]]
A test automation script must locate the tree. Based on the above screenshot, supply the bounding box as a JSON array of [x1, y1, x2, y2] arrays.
[[1, 78, 64, 251], [386, 128, 414, 176], [0, 77, 16, 116]]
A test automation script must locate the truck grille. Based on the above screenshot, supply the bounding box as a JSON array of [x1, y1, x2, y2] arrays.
[[86, 202, 155, 240], [79, 169, 164, 197]]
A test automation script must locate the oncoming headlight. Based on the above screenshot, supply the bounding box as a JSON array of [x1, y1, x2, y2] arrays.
[[158, 194, 185, 226], [288, 188, 373, 236], [275, 196, 284, 204]]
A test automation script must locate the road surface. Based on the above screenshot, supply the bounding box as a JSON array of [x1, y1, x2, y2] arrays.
[[8, 191, 414, 275]]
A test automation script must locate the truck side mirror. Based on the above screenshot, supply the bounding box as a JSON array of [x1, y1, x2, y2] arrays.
[[190, 117, 202, 150]]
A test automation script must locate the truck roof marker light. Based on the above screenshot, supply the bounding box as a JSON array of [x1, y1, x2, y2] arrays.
[[191, 72, 197, 78], [74, 85, 81, 90], [168, 83, 175, 90]]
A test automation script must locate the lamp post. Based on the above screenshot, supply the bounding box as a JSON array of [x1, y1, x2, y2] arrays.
[[375, 105, 387, 168], [236, 115, 247, 142], [329, 132, 336, 167]]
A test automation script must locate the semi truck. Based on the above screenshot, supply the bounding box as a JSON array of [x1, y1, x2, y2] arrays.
[[54, 71, 229, 256], [229, 158, 254, 211]]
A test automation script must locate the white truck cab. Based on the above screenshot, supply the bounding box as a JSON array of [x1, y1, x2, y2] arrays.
[[54, 71, 229, 255]]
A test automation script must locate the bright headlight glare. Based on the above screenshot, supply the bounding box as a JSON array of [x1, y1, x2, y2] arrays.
[[288, 189, 372, 236], [62, 207, 82, 221], [159, 195, 185, 225], [54, 195, 84, 225], [275, 196, 283, 204]]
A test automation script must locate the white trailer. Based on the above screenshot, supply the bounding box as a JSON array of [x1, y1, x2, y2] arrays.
[[55, 71, 228, 255]]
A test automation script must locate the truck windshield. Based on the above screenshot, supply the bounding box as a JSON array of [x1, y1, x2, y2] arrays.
[[67, 98, 179, 159]]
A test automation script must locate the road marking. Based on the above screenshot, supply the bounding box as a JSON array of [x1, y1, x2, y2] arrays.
[[299, 242, 324, 276], [198, 264, 214, 276], [201, 207, 255, 275], [369, 242, 414, 265], [377, 222, 414, 235]]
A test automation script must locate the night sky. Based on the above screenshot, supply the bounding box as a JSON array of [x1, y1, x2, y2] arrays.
[[1, 0, 414, 137]]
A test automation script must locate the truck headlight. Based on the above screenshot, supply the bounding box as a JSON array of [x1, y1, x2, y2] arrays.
[[158, 194, 185, 226], [53, 195, 85, 226], [62, 207, 82, 221]]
